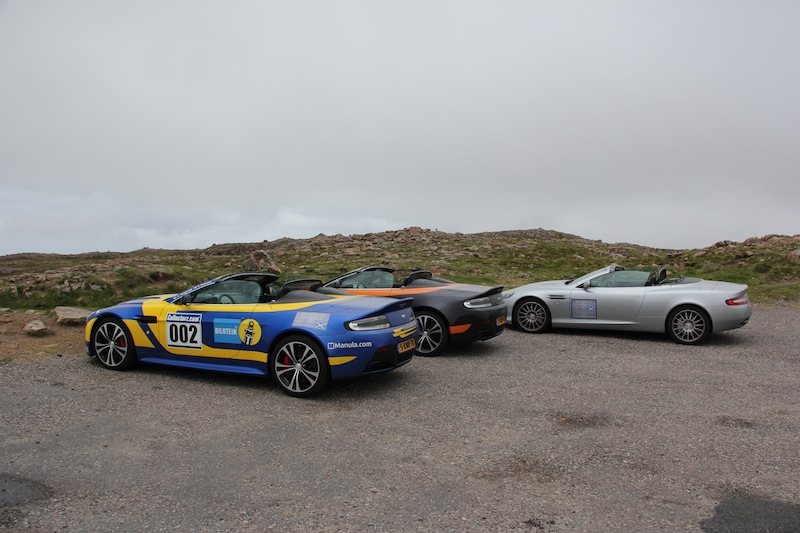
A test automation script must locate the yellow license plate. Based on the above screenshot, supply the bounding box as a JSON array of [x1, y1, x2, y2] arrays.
[[497, 315, 507, 326], [398, 338, 416, 353]]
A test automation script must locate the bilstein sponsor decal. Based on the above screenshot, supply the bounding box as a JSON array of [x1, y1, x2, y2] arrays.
[[211, 318, 263, 345], [214, 318, 241, 344]]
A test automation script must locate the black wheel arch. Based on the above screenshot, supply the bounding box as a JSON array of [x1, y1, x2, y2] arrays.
[[412, 305, 451, 326]]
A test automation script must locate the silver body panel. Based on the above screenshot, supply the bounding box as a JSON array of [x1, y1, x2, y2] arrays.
[[505, 264, 752, 335]]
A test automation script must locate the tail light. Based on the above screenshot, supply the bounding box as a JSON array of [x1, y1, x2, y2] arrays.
[[725, 294, 749, 306]]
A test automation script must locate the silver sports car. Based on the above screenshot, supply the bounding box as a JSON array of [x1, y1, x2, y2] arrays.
[[503, 264, 751, 345]]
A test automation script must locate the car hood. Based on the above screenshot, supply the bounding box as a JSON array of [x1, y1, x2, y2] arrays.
[[509, 280, 570, 292], [87, 294, 171, 320], [102, 294, 171, 309]]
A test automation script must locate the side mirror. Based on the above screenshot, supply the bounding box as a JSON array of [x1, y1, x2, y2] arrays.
[[578, 281, 591, 290]]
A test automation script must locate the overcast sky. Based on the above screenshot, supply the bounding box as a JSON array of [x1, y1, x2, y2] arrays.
[[1, 1, 798, 256]]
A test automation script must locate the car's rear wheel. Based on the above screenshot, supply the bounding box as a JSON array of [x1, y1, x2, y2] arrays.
[[92, 318, 137, 370], [415, 310, 449, 356], [514, 298, 551, 333], [271, 335, 330, 397], [667, 305, 711, 345]]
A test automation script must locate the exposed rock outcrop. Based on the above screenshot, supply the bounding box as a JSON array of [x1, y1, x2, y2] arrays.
[[53, 306, 92, 326], [23, 319, 49, 337]]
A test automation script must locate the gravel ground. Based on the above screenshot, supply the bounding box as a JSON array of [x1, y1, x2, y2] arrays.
[[1, 303, 798, 532]]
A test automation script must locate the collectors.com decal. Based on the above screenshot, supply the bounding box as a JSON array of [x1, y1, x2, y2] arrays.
[[166, 313, 203, 349]]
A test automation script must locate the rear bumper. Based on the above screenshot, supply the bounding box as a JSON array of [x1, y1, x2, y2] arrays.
[[711, 303, 753, 332], [362, 342, 414, 373], [449, 305, 508, 344], [328, 319, 419, 380]]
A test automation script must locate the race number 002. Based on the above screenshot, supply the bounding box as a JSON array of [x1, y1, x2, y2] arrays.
[[166, 313, 203, 350], [168, 323, 200, 348]]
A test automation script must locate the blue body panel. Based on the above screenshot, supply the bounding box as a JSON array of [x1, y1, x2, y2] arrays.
[[85, 279, 418, 383]]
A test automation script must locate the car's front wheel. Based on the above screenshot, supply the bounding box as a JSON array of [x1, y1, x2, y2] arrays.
[[513, 298, 551, 333], [92, 318, 137, 370], [415, 310, 449, 356], [270, 335, 330, 397], [667, 305, 711, 345]]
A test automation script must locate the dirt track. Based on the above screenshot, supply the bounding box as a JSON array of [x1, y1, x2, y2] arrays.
[[1, 304, 799, 532]]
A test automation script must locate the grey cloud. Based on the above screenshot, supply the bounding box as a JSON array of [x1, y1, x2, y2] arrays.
[[0, 1, 797, 254]]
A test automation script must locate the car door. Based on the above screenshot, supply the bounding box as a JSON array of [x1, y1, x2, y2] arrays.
[[570, 271, 646, 325], [156, 279, 260, 359]]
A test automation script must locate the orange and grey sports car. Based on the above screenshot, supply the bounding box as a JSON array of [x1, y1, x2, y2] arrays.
[[324, 266, 506, 356]]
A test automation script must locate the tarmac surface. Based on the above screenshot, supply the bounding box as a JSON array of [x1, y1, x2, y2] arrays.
[[1, 303, 798, 532]]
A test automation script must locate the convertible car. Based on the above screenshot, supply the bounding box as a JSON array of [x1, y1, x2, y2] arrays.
[[504, 264, 751, 345], [85, 273, 419, 397], [324, 266, 506, 356]]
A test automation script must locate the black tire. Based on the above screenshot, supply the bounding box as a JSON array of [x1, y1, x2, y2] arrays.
[[513, 298, 551, 333], [92, 318, 137, 370], [415, 310, 449, 356], [667, 305, 711, 345], [270, 335, 330, 397]]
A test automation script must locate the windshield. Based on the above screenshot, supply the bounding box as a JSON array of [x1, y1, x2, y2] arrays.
[[567, 265, 614, 286]]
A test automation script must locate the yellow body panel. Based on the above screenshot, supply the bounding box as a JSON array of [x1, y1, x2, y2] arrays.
[[329, 356, 358, 366]]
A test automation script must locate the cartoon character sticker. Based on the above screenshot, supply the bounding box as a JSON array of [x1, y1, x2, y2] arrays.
[[238, 319, 262, 346]]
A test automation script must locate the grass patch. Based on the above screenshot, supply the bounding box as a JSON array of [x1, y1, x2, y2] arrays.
[[1, 229, 797, 309]]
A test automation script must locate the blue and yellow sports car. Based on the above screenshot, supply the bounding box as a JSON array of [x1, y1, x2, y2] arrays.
[[85, 273, 419, 397]]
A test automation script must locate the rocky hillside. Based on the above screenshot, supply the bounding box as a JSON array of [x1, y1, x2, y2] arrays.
[[1, 227, 798, 310]]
